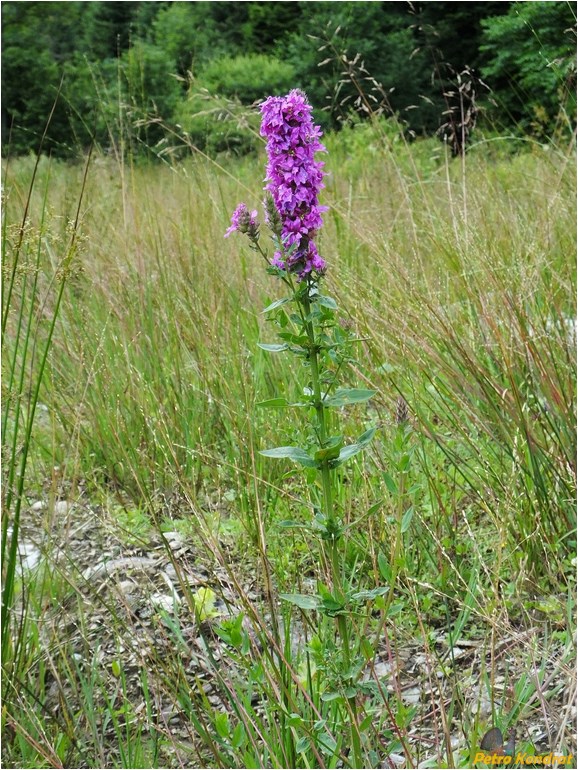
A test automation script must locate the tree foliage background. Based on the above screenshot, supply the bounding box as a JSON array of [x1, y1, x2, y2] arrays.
[[1, 1, 576, 158]]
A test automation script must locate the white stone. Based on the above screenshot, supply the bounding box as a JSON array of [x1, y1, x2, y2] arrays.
[[19, 541, 41, 571], [402, 686, 421, 705], [150, 592, 180, 613]]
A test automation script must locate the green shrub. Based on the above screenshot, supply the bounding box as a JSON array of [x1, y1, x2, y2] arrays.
[[200, 53, 298, 104], [174, 92, 261, 156], [172, 54, 297, 156]]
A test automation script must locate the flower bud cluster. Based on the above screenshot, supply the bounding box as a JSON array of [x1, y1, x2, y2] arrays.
[[224, 203, 259, 240]]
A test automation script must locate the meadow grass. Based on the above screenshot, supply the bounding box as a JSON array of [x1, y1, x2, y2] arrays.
[[2, 124, 576, 768]]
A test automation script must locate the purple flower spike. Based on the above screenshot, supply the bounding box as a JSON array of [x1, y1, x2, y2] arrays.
[[260, 90, 328, 277], [225, 203, 259, 238]]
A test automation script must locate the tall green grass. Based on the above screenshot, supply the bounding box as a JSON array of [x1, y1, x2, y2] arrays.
[[1, 144, 92, 767], [2, 125, 575, 767]]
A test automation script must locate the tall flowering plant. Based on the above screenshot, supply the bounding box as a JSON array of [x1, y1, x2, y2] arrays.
[[226, 90, 378, 767]]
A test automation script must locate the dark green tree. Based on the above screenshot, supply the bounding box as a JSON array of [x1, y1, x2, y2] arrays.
[[409, 2, 510, 73], [480, 1, 576, 134], [151, 2, 223, 75], [283, 3, 412, 128], [84, 1, 141, 58], [1, 2, 90, 154], [284, 2, 510, 133], [242, 2, 303, 52]]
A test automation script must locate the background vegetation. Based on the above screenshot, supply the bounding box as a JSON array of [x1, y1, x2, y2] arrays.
[[2, 1, 576, 158]]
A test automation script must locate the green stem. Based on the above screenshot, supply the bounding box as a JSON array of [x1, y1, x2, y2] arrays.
[[301, 286, 363, 769], [302, 292, 332, 521]]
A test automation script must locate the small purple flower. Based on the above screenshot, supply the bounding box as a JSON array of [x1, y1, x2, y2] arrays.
[[225, 203, 259, 239], [260, 90, 328, 277]]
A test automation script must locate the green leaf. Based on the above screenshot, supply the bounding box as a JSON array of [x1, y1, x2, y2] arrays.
[[360, 638, 374, 660], [259, 446, 318, 468], [359, 713, 374, 731], [279, 593, 319, 610], [231, 723, 245, 748], [333, 445, 361, 465], [401, 505, 414, 533], [215, 618, 244, 649], [257, 343, 288, 352], [243, 752, 260, 769], [316, 582, 333, 600], [320, 691, 342, 702], [351, 587, 389, 601], [324, 388, 376, 407], [277, 332, 308, 346], [262, 297, 292, 313], [278, 519, 312, 530], [367, 500, 383, 516], [255, 398, 289, 408], [192, 587, 220, 621], [318, 733, 338, 756], [214, 712, 229, 739], [358, 426, 378, 444], [331, 426, 377, 467], [378, 551, 391, 581], [295, 737, 309, 754], [317, 294, 338, 310], [399, 452, 411, 472], [344, 661, 365, 681], [383, 472, 398, 495], [321, 596, 344, 613], [314, 445, 342, 462], [314, 436, 344, 462]]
